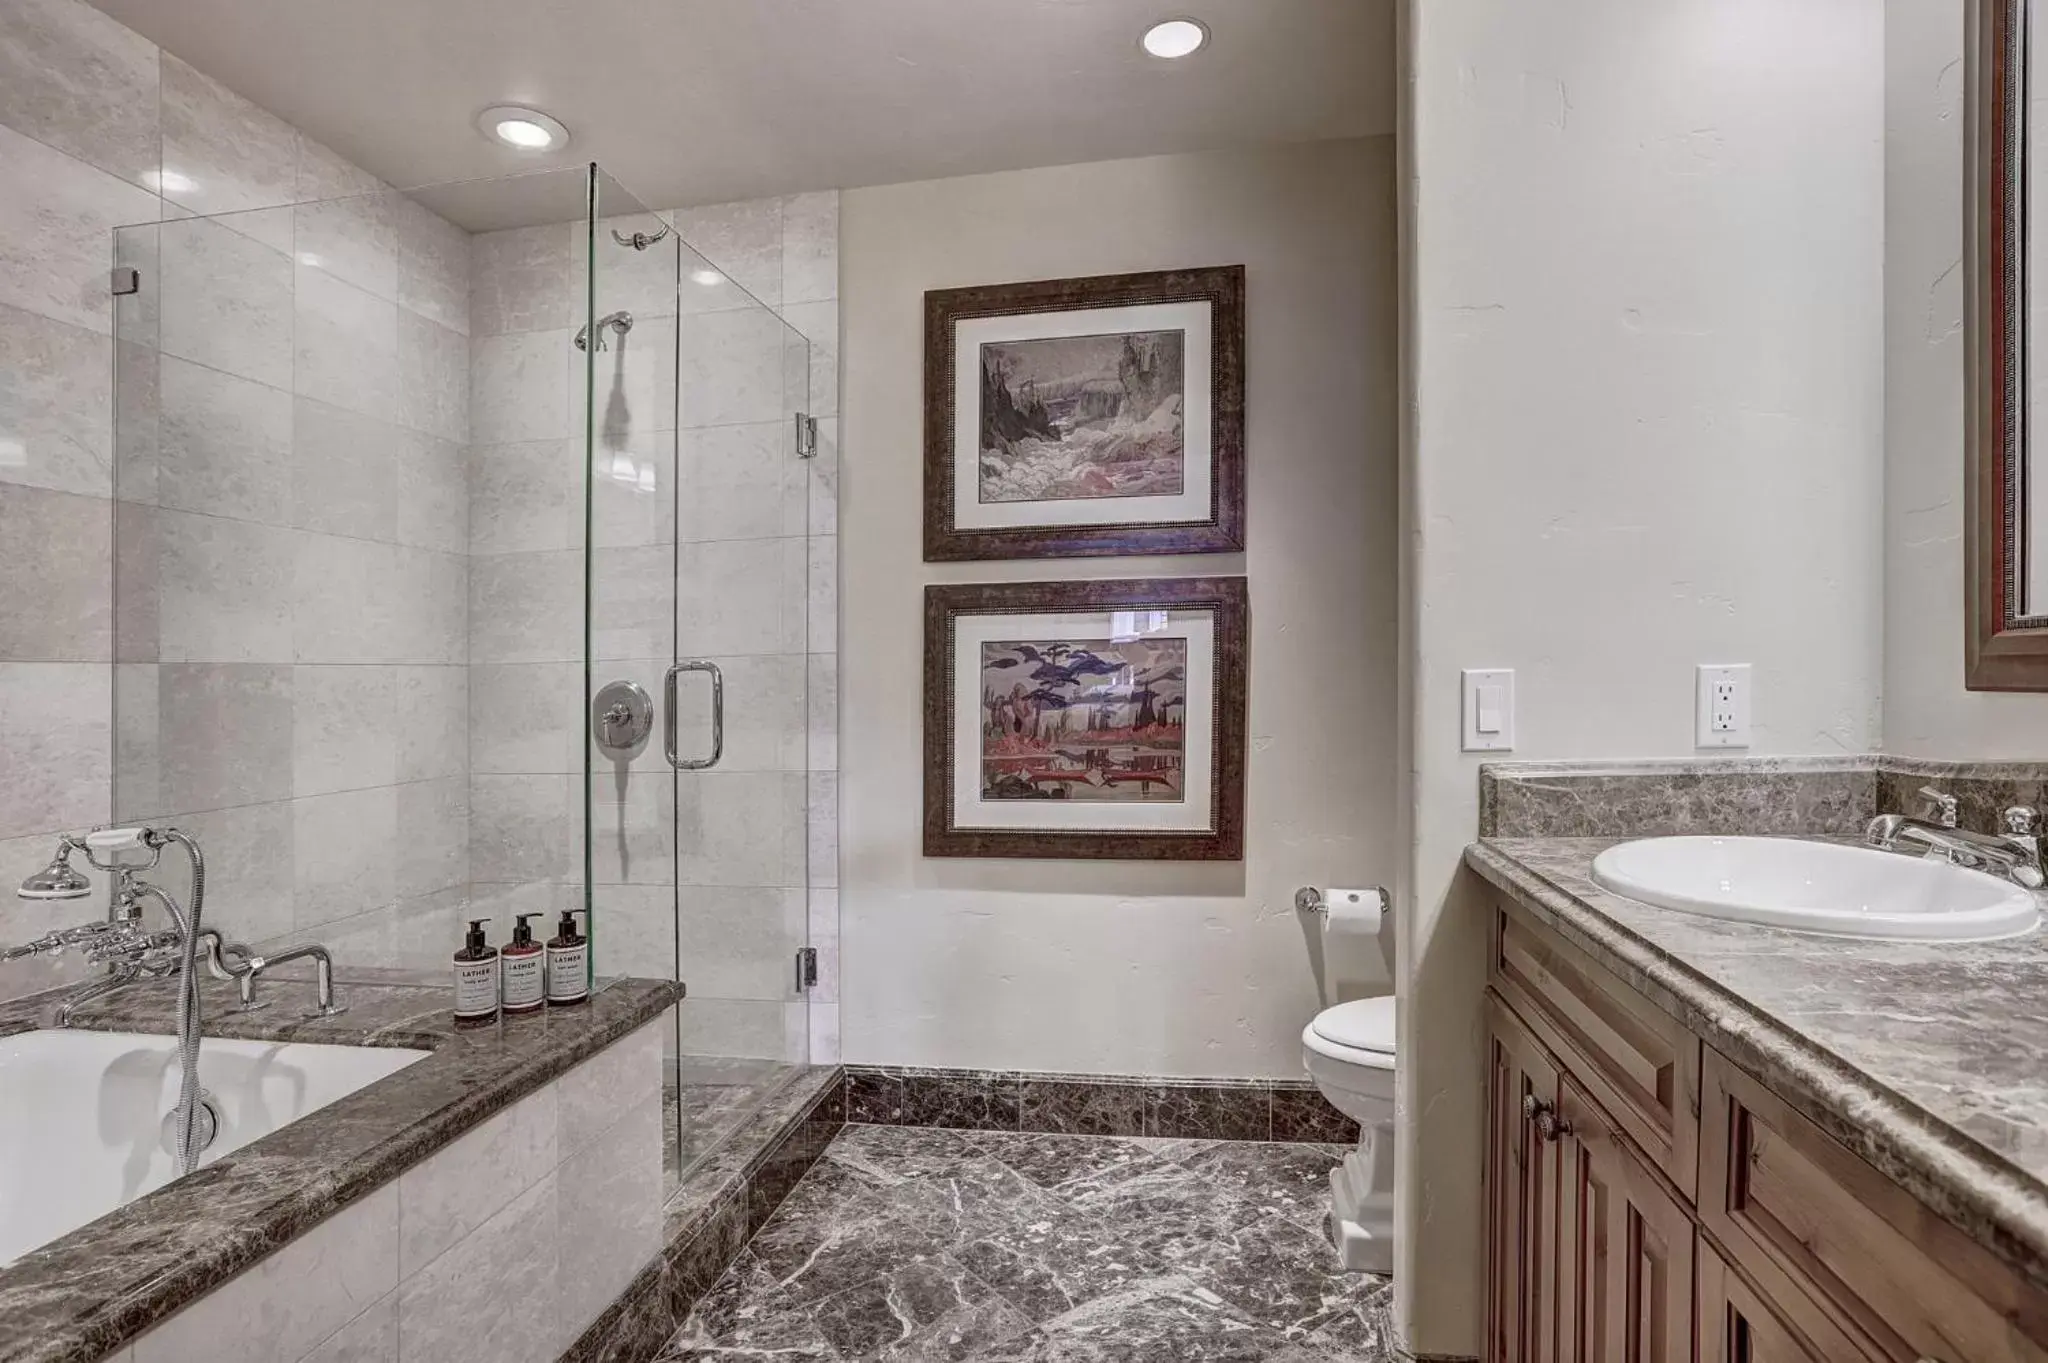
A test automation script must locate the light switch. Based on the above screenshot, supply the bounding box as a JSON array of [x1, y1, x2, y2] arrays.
[[1462, 668, 1515, 752]]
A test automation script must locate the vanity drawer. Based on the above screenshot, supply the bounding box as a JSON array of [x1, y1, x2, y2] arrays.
[[1490, 900, 1700, 1201], [1699, 1048, 2048, 1363]]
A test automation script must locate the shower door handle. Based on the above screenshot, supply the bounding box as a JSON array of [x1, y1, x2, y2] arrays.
[[663, 661, 724, 771]]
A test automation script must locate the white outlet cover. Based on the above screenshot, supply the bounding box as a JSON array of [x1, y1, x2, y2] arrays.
[[1695, 664, 1752, 749], [1462, 668, 1515, 752]]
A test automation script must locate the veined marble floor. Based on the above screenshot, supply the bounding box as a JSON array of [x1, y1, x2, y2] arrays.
[[659, 1124, 1394, 1362]]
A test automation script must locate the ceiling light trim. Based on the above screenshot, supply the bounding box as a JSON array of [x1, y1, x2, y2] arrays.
[[477, 104, 569, 151], [1140, 17, 1210, 59]]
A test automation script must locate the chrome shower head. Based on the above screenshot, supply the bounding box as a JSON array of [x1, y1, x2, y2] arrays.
[[18, 845, 92, 901]]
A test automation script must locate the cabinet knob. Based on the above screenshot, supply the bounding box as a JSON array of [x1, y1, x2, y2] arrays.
[[1522, 1093, 1571, 1142]]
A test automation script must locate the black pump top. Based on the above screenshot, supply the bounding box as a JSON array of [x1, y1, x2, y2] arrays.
[[511, 913, 540, 947], [554, 908, 586, 943], [460, 918, 492, 957]]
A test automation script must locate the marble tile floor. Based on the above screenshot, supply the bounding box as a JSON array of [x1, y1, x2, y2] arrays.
[[658, 1124, 1393, 1362]]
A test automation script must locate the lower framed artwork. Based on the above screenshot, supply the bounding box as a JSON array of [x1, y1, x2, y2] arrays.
[[922, 576, 1249, 859]]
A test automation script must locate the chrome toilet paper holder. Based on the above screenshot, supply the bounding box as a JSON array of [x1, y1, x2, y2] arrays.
[[1295, 886, 1390, 916]]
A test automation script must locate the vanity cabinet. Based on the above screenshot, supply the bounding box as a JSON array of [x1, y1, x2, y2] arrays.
[[1486, 898, 2048, 1363]]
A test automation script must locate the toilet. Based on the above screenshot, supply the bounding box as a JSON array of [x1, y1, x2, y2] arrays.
[[1301, 993, 1396, 1273]]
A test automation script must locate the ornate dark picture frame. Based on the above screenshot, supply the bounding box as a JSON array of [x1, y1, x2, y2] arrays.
[[923, 265, 1247, 562], [923, 577, 1249, 860], [1966, 0, 2048, 688]]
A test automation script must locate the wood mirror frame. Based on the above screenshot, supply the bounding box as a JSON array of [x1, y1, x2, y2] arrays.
[[1966, 0, 2048, 688]]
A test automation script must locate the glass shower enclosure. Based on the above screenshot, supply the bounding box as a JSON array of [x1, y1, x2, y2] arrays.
[[108, 161, 819, 1192]]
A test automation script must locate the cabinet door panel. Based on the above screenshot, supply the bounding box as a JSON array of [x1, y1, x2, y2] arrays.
[[1699, 1240, 1871, 1363], [1560, 1077, 1692, 1363], [1488, 992, 1565, 1363]]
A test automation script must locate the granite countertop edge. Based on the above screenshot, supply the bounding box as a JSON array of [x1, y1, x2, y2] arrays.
[[1464, 838, 2048, 1286], [0, 977, 684, 1363]]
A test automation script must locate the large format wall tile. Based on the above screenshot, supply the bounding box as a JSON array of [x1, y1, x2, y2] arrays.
[[675, 421, 804, 543], [134, 1184, 399, 1363], [678, 307, 792, 429], [157, 52, 299, 231], [397, 309, 468, 444], [397, 1083, 558, 1277], [0, 0, 159, 189], [0, 662, 110, 839], [675, 536, 808, 657], [291, 397, 397, 542], [397, 776, 468, 897], [150, 797, 296, 944], [0, 121, 158, 335], [470, 774, 581, 884], [468, 551, 582, 664], [295, 264, 398, 421], [556, 1093, 663, 1334], [674, 772, 806, 889], [293, 532, 400, 664], [471, 330, 570, 444], [158, 214, 293, 387], [671, 886, 804, 998], [589, 768, 675, 886], [292, 664, 397, 797], [156, 509, 295, 664], [293, 192, 398, 303], [470, 662, 582, 775], [469, 223, 574, 337], [155, 663, 292, 811], [157, 356, 293, 525], [781, 192, 839, 307], [394, 665, 467, 783], [392, 427, 467, 555], [672, 198, 782, 307], [469, 438, 582, 554], [293, 785, 398, 928], [0, 299, 115, 497], [397, 1174, 560, 1363], [0, 482, 110, 661], [394, 197, 469, 337]]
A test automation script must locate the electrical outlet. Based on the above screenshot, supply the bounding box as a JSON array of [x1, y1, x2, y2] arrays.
[[1695, 664, 1752, 748]]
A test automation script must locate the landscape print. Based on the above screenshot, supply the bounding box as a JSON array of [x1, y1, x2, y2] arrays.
[[980, 637, 1188, 801], [978, 329, 1186, 504]]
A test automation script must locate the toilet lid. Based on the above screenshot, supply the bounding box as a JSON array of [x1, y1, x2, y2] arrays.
[[1311, 997, 1396, 1054]]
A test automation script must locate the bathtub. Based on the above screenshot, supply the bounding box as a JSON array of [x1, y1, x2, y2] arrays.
[[0, 1028, 429, 1268]]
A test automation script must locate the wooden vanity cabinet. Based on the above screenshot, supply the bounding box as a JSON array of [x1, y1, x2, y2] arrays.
[[1486, 897, 2048, 1363]]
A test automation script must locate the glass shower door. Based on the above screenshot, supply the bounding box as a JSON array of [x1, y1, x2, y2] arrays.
[[585, 187, 815, 1181]]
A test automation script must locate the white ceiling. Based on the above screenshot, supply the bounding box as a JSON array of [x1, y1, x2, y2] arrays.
[[87, 0, 1392, 210]]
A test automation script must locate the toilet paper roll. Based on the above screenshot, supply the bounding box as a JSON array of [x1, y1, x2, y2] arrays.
[[1318, 887, 1387, 943]]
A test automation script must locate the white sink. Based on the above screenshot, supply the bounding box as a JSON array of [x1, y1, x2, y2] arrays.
[[1589, 836, 2041, 942]]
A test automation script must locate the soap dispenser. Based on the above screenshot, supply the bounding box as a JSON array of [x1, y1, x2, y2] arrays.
[[501, 913, 546, 1014], [452, 918, 499, 1022], [546, 908, 589, 1007]]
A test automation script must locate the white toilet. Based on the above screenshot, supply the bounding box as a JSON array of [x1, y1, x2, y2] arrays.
[[1302, 994, 1400, 1268], [1302, 994, 1396, 1273]]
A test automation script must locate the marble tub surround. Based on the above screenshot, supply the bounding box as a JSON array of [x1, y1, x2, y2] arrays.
[[564, 1064, 846, 1363], [0, 975, 681, 1363], [660, 1125, 1392, 1361], [843, 1066, 1359, 1144], [1467, 836, 2048, 1293]]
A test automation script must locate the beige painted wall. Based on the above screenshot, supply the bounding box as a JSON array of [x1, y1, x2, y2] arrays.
[[1883, 0, 2048, 756], [837, 139, 1398, 1077], [1399, 0, 1886, 1352]]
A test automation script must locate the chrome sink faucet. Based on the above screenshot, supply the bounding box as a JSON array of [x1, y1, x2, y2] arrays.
[[1866, 786, 2045, 889]]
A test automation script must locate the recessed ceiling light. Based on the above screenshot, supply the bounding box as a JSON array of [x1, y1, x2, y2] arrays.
[[1141, 18, 1208, 59], [477, 105, 568, 151], [689, 268, 724, 287]]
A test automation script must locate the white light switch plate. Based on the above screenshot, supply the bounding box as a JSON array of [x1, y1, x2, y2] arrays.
[[1696, 664, 1752, 748], [1461, 668, 1515, 752]]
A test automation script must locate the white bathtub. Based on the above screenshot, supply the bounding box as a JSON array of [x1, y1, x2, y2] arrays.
[[0, 1028, 429, 1268]]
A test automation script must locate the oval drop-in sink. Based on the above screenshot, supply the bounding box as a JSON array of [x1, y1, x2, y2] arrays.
[[1589, 836, 2041, 942]]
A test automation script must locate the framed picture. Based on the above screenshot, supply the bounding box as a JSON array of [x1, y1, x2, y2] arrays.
[[923, 265, 1247, 561], [923, 577, 1249, 860]]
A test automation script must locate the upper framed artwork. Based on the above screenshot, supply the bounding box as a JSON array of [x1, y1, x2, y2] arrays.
[[923, 265, 1247, 561], [923, 576, 1249, 860]]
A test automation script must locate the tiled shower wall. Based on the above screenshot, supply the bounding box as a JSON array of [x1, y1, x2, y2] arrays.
[[0, 0, 468, 998], [465, 194, 842, 1064]]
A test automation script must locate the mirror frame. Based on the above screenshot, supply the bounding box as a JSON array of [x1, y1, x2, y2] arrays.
[[1967, 0, 2048, 688]]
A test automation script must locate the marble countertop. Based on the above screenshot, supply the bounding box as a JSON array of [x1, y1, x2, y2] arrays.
[[0, 974, 683, 1363], [1468, 836, 2048, 1288]]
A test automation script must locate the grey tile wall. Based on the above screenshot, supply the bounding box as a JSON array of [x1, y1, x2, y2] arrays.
[[0, 0, 469, 998]]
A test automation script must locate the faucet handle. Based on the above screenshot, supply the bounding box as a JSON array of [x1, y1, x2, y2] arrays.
[[2005, 806, 2040, 837], [1917, 786, 1960, 828]]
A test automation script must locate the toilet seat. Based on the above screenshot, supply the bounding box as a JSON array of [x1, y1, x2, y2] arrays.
[[1309, 997, 1395, 1054]]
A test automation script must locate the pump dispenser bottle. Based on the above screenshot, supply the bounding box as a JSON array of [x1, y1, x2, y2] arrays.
[[546, 908, 589, 1006], [501, 913, 545, 1013], [453, 919, 499, 1022]]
